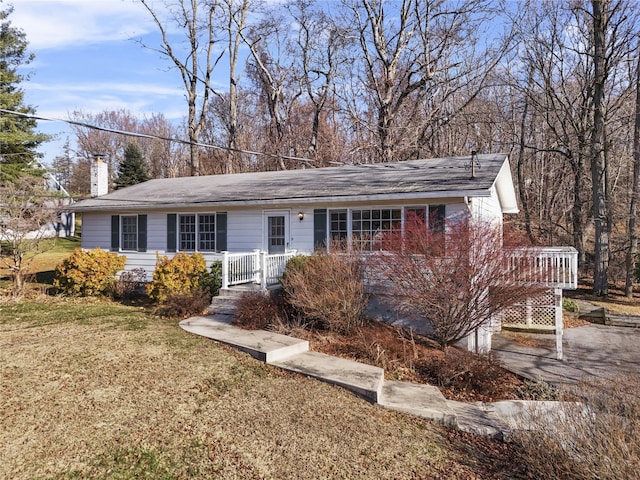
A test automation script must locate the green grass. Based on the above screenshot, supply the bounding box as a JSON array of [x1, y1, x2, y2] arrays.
[[1, 236, 81, 286]]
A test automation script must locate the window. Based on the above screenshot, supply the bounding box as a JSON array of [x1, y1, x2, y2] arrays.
[[352, 208, 401, 250], [121, 215, 138, 251], [330, 210, 348, 241], [198, 214, 216, 251], [179, 214, 196, 251], [324, 206, 446, 252], [174, 213, 222, 252]]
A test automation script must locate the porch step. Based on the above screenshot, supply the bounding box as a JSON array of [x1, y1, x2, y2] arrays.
[[270, 351, 385, 403], [179, 316, 309, 363], [218, 283, 267, 298], [207, 296, 239, 315]]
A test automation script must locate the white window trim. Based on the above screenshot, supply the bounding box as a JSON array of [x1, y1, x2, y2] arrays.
[[177, 212, 219, 253], [120, 214, 138, 252]]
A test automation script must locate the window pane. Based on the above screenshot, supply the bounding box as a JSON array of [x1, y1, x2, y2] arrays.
[[198, 214, 216, 251], [179, 214, 196, 251], [121, 216, 137, 251], [329, 210, 348, 241]]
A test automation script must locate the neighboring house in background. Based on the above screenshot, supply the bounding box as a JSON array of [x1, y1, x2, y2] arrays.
[[44, 172, 75, 238], [69, 153, 577, 355]]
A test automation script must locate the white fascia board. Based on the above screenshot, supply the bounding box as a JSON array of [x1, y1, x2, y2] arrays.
[[71, 189, 493, 213], [493, 157, 520, 214]]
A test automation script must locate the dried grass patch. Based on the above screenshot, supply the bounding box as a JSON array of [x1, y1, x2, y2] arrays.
[[295, 321, 526, 403], [0, 298, 524, 479]]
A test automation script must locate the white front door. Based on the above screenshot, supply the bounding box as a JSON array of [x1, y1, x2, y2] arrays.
[[266, 211, 288, 254]]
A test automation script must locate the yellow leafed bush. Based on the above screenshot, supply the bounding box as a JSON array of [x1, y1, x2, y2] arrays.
[[53, 248, 126, 297], [147, 252, 208, 303]]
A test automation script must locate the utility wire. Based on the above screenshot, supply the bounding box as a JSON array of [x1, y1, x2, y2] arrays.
[[0, 108, 346, 166]]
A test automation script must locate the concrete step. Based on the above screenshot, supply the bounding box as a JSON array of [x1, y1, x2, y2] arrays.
[[207, 296, 239, 315], [445, 400, 511, 440], [271, 351, 384, 403], [379, 380, 457, 427], [179, 316, 309, 363], [218, 283, 266, 298]]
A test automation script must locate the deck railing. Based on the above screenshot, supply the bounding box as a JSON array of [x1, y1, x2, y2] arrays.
[[221, 250, 298, 290], [221, 246, 577, 291], [505, 246, 578, 289]]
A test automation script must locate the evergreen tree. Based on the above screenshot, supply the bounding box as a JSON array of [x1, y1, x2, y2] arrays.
[[115, 142, 150, 189], [0, 6, 48, 183]]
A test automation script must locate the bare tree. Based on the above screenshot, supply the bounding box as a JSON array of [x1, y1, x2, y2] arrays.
[[288, 0, 345, 159], [243, 10, 302, 169], [140, 0, 223, 176], [0, 176, 58, 294], [625, 49, 640, 297], [371, 218, 542, 349], [342, 0, 512, 163]]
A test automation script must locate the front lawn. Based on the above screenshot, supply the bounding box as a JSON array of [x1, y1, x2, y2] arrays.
[[0, 298, 524, 479]]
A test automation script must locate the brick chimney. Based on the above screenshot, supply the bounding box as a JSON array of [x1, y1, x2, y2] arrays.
[[90, 153, 108, 197]]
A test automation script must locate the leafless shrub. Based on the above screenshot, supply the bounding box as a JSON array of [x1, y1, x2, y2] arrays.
[[113, 268, 147, 299], [515, 375, 640, 479], [155, 288, 211, 318], [233, 292, 281, 330], [372, 218, 543, 348], [281, 245, 369, 334], [417, 348, 511, 400]]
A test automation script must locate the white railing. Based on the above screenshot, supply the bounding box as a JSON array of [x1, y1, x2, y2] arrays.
[[505, 246, 578, 289], [221, 250, 298, 290]]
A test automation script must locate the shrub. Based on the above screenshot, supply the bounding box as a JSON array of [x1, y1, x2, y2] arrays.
[[147, 252, 209, 303], [281, 248, 368, 333], [233, 292, 281, 330], [155, 287, 211, 318], [200, 260, 222, 297], [53, 248, 126, 297], [515, 375, 640, 479], [562, 297, 579, 313], [113, 268, 147, 299], [417, 348, 514, 401]]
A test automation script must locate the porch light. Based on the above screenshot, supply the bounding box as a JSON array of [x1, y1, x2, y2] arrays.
[[298, 211, 304, 221]]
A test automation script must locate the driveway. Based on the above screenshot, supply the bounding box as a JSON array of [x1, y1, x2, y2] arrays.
[[492, 324, 640, 385]]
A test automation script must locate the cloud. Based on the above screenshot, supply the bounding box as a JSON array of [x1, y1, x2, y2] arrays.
[[11, 0, 156, 50]]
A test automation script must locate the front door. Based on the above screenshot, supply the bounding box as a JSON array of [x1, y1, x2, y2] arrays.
[[267, 214, 287, 254]]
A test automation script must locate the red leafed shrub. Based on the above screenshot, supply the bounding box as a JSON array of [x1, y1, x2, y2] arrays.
[[372, 218, 542, 349]]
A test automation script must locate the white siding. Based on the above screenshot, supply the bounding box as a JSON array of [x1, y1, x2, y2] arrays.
[[290, 208, 314, 253], [147, 212, 166, 251], [227, 210, 264, 251], [81, 213, 112, 250], [470, 189, 503, 225]]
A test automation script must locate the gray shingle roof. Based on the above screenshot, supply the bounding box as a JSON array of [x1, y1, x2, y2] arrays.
[[71, 154, 510, 212]]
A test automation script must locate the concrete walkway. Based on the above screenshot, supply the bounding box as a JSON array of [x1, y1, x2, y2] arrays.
[[181, 313, 520, 439], [492, 323, 640, 385]]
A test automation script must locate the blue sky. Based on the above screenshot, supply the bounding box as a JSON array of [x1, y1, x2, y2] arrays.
[[11, 0, 193, 165]]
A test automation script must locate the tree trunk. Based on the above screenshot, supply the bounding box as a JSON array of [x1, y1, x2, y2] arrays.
[[591, 0, 609, 296], [625, 53, 640, 297]]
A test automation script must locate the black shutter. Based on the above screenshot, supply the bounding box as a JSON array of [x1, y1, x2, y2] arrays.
[[167, 214, 177, 252], [111, 215, 119, 251], [137, 215, 147, 252], [217, 212, 227, 251], [313, 209, 327, 250]]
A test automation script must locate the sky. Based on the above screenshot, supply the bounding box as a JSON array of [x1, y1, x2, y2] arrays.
[[10, 0, 194, 166]]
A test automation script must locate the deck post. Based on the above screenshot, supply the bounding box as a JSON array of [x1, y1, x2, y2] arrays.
[[221, 251, 229, 290], [260, 251, 268, 290], [252, 249, 261, 284], [555, 287, 564, 360]]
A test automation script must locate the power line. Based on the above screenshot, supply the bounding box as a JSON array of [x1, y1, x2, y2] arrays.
[[0, 109, 346, 166]]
